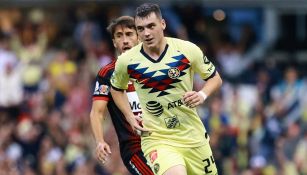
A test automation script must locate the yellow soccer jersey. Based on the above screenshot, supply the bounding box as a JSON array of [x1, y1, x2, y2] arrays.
[[111, 37, 216, 151]]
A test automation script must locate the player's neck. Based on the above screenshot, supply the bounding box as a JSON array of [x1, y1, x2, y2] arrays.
[[116, 51, 123, 57], [143, 37, 167, 61]]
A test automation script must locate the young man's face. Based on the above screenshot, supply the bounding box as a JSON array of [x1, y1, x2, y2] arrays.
[[135, 12, 166, 49], [113, 26, 138, 55]]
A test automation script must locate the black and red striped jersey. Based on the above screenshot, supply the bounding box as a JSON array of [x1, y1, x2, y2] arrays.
[[92, 60, 142, 161]]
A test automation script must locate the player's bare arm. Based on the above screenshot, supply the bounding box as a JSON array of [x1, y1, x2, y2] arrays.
[[90, 100, 112, 164], [110, 88, 149, 133], [183, 72, 222, 108]]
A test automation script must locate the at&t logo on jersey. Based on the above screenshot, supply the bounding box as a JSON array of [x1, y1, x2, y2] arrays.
[[146, 101, 163, 117], [167, 99, 183, 110]]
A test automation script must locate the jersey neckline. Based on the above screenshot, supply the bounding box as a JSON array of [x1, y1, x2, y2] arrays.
[[140, 44, 169, 63]]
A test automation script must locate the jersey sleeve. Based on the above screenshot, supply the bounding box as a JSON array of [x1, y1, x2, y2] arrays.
[[110, 55, 130, 90], [92, 74, 111, 101], [187, 43, 216, 80]]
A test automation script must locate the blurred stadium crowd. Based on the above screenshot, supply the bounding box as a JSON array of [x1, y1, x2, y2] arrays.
[[0, 2, 307, 175]]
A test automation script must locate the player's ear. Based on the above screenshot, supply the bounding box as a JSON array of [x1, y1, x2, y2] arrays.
[[161, 19, 166, 30]]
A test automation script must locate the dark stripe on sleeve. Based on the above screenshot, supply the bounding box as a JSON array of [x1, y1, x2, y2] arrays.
[[92, 96, 110, 101], [204, 69, 217, 81], [111, 84, 126, 91], [99, 61, 115, 77]]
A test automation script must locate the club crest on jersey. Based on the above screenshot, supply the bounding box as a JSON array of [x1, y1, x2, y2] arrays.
[[99, 85, 109, 95], [168, 67, 180, 79]]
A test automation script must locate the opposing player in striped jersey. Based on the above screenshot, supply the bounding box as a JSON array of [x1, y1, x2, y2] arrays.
[[111, 3, 222, 175], [90, 16, 153, 175]]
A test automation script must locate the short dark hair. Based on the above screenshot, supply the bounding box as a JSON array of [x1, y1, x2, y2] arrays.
[[135, 3, 162, 19], [107, 16, 136, 38]]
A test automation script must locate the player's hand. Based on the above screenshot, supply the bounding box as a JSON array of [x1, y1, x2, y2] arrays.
[[183, 91, 206, 108], [127, 114, 150, 136], [96, 141, 111, 165]]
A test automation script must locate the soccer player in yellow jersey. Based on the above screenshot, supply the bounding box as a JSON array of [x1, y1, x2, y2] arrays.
[[111, 3, 222, 175]]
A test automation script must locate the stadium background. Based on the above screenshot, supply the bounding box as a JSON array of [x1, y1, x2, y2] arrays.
[[0, 0, 307, 174]]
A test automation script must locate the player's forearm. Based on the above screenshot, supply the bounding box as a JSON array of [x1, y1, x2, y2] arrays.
[[110, 88, 134, 118], [90, 109, 105, 143], [200, 72, 222, 97]]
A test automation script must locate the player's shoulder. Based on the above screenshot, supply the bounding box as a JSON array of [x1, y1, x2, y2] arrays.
[[97, 60, 116, 78], [166, 37, 198, 50], [118, 43, 142, 61], [167, 37, 200, 54]]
